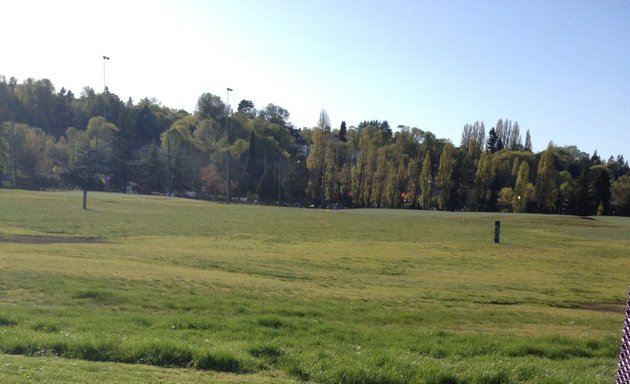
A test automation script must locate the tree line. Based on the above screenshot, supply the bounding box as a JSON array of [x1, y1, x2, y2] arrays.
[[1, 75, 629, 216]]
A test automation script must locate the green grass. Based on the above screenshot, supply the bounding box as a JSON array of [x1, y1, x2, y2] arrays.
[[1, 189, 629, 383]]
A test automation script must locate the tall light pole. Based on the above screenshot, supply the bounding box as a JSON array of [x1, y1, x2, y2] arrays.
[[93, 55, 109, 194], [226, 87, 232, 204], [102, 56, 110, 119]]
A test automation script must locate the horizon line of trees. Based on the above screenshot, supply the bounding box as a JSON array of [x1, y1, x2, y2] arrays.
[[1, 75, 629, 216]]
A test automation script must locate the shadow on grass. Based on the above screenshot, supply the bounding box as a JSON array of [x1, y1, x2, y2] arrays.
[[0, 339, 251, 373]]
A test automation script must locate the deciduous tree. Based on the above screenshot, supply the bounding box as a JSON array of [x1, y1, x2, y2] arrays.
[[475, 151, 497, 210], [512, 160, 530, 213], [419, 150, 432, 209], [535, 144, 558, 213], [195, 93, 227, 122], [612, 176, 630, 216], [436, 143, 454, 210]]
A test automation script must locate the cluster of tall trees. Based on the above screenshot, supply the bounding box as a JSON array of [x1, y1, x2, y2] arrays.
[[1, 75, 629, 216]]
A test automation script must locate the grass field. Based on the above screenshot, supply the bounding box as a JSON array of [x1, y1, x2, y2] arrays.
[[1, 189, 629, 383]]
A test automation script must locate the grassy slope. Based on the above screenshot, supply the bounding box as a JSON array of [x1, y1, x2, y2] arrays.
[[1, 189, 629, 383]]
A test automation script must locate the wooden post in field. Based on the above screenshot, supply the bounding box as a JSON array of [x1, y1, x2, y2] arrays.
[[617, 285, 630, 383], [494, 221, 500, 243], [83, 190, 87, 210]]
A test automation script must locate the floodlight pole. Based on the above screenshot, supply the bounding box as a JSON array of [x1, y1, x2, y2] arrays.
[[96, 55, 110, 193], [103, 55, 110, 117], [226, 87, 232, 204]]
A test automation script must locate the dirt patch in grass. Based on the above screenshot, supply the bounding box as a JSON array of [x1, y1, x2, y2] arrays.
[[578, 301, 625, 313], [0, 235, 105, 244]]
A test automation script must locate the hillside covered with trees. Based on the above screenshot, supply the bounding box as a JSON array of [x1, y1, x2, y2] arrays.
[[1, 76, 629, 215]]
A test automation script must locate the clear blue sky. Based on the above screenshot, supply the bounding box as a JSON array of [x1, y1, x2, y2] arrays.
[[3, 0, 629, 159]]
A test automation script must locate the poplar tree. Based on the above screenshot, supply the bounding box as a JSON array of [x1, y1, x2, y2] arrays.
[[436, 143, 454, 210], [419, 150, 432, 209], [405, 157, 420, 208], [524, 129, 532, 151], [510, 121, 522, 150], [535, 144, 558, 212], [351, 125, 382, 207], [512, 160, 530, 213], [474, 151, 496, 210], [306, 127, 328, 206]]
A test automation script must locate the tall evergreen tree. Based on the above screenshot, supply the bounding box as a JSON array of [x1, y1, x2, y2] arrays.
[[615, 155, 630, 178], [594, 169, 611, 215], [567, 170, 596, 216], [339, 120, 347, 142], [486, 127, 498, 153], [591, 150, 601, 165]]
